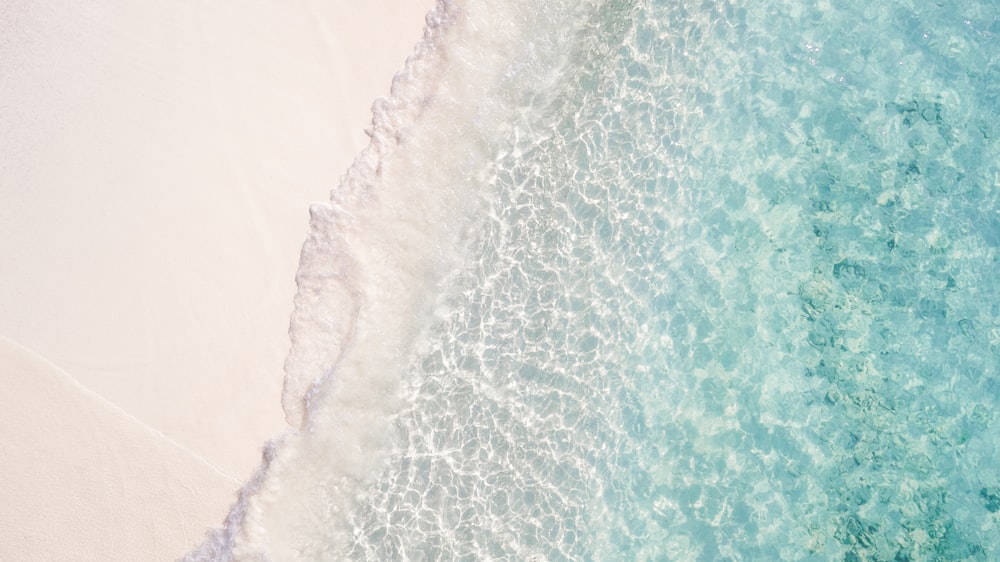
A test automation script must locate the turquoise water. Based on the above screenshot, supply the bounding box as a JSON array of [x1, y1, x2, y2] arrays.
[[343, 1, 1000, 560]]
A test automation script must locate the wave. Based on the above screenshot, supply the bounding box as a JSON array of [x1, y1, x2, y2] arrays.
[[184, 0, 604, 559]]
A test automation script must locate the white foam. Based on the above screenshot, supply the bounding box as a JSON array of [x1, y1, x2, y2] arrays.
[[185, 0, 602, 558]]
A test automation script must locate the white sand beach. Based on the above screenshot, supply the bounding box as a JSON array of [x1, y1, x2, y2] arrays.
[[0, 0, 433, 558]]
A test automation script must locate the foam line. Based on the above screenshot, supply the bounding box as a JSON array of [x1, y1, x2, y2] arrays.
[[184, 0, 604, 558]]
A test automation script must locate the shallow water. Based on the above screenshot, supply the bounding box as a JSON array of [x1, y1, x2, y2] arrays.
[[345, 1, 1000, 560], [191, 0, 1000, 559]]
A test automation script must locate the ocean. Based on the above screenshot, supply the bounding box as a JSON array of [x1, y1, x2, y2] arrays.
[[188, 0, 1000, 559]]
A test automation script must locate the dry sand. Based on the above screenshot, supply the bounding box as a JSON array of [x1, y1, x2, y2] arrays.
[[0, 336, 237, 560], [0, 0, 434, 558]]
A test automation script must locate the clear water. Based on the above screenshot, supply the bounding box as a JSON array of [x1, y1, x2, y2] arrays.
[[191, 0, 1000, 560], [343, 1, 1000, 560]]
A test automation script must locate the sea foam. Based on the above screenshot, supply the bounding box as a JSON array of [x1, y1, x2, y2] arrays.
[[185, 1, 603, 559]]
